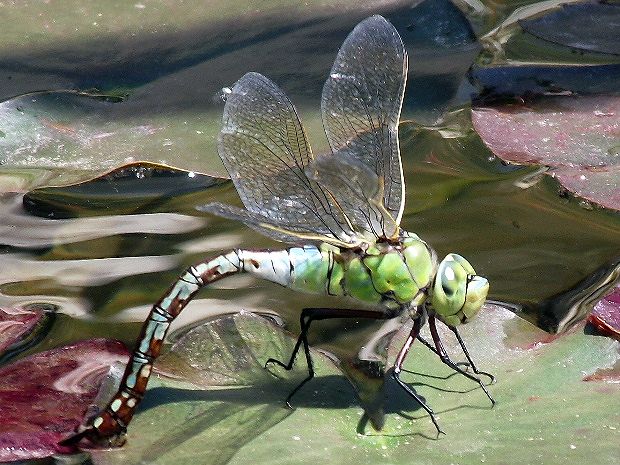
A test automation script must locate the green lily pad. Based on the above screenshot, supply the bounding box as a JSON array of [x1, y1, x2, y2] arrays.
[[85, 307, 619, 465]]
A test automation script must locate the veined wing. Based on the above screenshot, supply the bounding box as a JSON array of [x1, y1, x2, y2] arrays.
[[215, 72, 360, 246], [199, 203, 358, 247], [321, 15, 408, 238]]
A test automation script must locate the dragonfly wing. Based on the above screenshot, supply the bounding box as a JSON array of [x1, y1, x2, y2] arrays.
[[321, 15, 407, 237], [199, 203, 360, 247], [219, 72, 358, 245], [306, 151, 397, 239]]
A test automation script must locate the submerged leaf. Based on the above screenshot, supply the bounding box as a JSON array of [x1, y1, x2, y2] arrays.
[[0, 339, 128, 461], [471, 95, 620, 210]]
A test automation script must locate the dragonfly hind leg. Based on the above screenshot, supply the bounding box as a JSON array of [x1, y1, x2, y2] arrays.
[[265, 307, 388, 408]]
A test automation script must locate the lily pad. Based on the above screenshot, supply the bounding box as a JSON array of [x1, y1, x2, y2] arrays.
[[589, 286, 620, 341], [82, 306, 620, 465], [23, 161, 228, 219], [0, 339, 128, 461], [0, 91, 226, 184], [476, 0, 620, 65], [471, 94, 620, 210], [519, 1, 620, 56]]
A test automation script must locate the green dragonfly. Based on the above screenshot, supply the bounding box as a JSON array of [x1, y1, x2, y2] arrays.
[[62, 15, 492, 446]]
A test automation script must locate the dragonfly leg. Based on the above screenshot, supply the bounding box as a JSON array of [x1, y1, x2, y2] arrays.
[[265, 307, 389, 408], [446, 324, 496, 384], [59, 251, 243, 447], [392, 316, 445, 436], [428, 316, 495, 405]]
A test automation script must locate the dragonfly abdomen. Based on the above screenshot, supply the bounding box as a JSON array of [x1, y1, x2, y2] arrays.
[[244, 235, 439, 308], [241, 246, 341, 296]]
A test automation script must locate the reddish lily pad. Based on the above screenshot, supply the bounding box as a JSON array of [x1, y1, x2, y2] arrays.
[[0, 339, 128, 461], [588, 286, 620, 341], [0, 304, 51, 355], [471, 95, 620, 210]]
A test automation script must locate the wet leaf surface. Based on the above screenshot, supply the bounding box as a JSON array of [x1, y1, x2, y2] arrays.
[[0, 339, 128, 461], [519, 1, 620, 56], [471, 95, 620, 210], [81, 308, 620, 465], [589, 286, 620, 341], [23, 162, 228, 219], [475, 0, 620, 66]]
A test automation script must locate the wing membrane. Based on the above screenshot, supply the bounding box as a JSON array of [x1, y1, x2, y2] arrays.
[[217, 72, 358, 245], [321, 15, 408, 237], [199, 203, 357, 247]]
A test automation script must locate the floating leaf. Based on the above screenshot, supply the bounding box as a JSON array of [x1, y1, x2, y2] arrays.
[[589, 286, 620, 341], [0, 92, 226, 186], [519, 1, 620, 56], [477, 0, 619, 66], [471, 95, 620, 210], [80, 306, 620, 465], [0, 339, 128, 461], [23, 161, 228, 219]]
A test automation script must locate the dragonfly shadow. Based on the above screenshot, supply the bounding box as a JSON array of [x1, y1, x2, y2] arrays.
[[138, 374, 358, 413]]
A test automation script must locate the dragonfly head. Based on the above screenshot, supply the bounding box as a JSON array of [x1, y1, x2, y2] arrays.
[[430, 253, 489, 326]]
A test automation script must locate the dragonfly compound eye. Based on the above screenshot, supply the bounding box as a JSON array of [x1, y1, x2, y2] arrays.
[[431, 254, 488, 326]]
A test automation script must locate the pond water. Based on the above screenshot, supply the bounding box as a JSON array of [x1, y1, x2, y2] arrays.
[[0, 0, 619, 463]]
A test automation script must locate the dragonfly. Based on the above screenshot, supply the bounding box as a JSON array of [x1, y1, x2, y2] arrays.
[[62, 15, 493, 446]]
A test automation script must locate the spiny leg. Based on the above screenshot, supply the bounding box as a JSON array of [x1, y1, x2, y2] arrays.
[[392, 316, 445, 436], [265, 307, 389, 408], [59, 251, 244, 446], [416, 324, 495, 385], [428, 316, 495, 405], [446, 324, 496, 384]]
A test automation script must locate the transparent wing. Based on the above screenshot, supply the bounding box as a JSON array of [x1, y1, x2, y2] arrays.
[[306, 151, 397, 239], [218, 72, 359, 246], [199, 203, 358, 247], [321, 15, 408, 237]]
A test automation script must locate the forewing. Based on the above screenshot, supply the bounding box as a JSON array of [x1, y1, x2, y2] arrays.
[[199, 203, 357, 247], [321, 15, 407, 236], [219, 72, 357, 244]]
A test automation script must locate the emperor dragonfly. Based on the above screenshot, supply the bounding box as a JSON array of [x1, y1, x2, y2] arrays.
[[63, 15, 492, 446]]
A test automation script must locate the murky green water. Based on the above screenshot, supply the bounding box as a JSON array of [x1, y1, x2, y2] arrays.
[[0, 0, 619, 434]]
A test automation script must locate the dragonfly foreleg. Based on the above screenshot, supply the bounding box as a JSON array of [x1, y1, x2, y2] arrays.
[[265, 307, 389, 408], [445, 323, 496, 384], [428, 316, 495, 406], [391, 316, 445, 436], [59, 251, 243, 446]]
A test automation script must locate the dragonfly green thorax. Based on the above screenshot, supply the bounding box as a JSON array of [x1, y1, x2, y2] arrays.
[[285, 231, 489, 327], [63, 15, 494, 446]]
